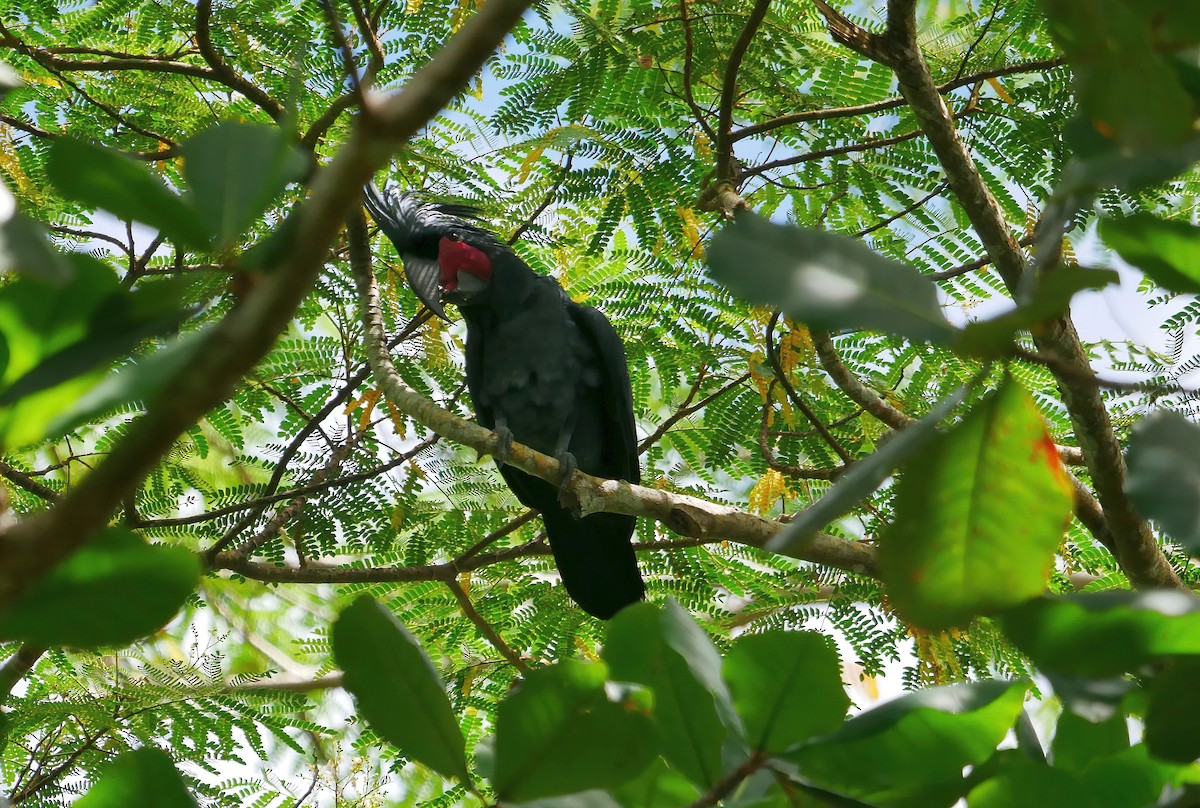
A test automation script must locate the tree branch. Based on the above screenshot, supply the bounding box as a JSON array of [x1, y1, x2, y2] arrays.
[[0, 644, 45, 702], [446, 577, 531, 673], [0, 0, 537, 612], [715, 0, 771, 187], [868, 0, 1179, 588]]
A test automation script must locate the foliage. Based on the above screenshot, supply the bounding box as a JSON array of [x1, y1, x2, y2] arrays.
[[0, 0, 1198, 806]]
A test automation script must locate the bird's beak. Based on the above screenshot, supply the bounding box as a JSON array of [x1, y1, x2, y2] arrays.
[[402, 256, 450, 321]]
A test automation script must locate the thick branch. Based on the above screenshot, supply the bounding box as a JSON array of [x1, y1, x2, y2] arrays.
[[869, 1, 1178, 588], [0, 0, 537, 611], [715, 0, 771, 186], [732, 57, 1065, 142], [0, 644, 45, 702], [194, 0, 286, 121]]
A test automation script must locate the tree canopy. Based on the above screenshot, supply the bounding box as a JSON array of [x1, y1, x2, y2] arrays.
[[1, 0, 1199, 805]]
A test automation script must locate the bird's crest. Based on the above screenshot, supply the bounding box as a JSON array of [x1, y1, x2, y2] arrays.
[[364, 181, 506, 320], [363, 182, 502, 253]]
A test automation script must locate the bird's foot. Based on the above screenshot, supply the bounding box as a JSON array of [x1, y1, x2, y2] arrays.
[[489, 425, 515, 466], [556, 450, 581, 514]]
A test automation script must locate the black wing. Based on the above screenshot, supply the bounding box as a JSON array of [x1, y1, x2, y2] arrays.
[[567, 301, 641, 485]]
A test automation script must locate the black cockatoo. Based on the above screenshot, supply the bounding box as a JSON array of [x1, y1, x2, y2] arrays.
[[364, 181, 645, 619]]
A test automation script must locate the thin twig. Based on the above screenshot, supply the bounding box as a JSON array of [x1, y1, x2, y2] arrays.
[[445, 577, 531, 673]]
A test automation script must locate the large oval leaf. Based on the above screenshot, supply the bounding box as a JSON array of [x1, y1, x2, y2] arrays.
[[789, 681, 1028, 807], [0, 527, 200, 648], [879, 377, 1073, 629], [604, 601, 744, 787], [707, 212, 954, 343], [492, 660, 657, 801], [1125, 410, 1200, 556], [46, 137, 209, 250], [723, 631, 849, 753], [331, 596, 470, 782], [999, 590, 1200, 677], [75, 748, 197, 808]]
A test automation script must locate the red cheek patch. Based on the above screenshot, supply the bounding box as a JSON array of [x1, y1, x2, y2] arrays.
[[438, 238, 493, 292]]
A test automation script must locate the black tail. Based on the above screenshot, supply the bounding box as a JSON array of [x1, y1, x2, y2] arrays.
[[540, 509, 644, 620]]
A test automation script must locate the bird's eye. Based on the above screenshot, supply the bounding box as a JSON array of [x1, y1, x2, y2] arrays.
[[447, 232, 463, 243]]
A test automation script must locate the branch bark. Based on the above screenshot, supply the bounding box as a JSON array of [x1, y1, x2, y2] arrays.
[[857, 0, 1178, 588]]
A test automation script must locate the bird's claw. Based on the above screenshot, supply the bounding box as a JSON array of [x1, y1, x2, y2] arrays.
[[490, 425, 515, 466], [556, 450, 580, 513]]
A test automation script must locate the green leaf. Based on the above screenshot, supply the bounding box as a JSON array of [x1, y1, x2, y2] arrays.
[[999, 591, 1200, 677], [0, 59, 22, 99], [0, 527, 200, 648], [604, 601, 743, 787], [1100, 214, 1200, 294], [723, 631, 849, 753], [1144, 657, 1200, 763], [45, 137, 209, 250], [767, 385, 969, 558], [492, 660, 657, 801], [1051, 709, 1128, 773], [42, 331, 206, 440], [1041, 0, 1198, 151], [0, 176, 72, 283], [970, 744, 1187, 808], [0, 280, 186, 407], [1125, 410, 1200, 554], [879, 378, 1073, 629], [956, 268, 1120, 355], [967, 756, 1082, 808], [0, 255, 184, 446], [75, 748, 197, 808], [706, 212, 954, 343], [331, 595, 470, 782], [182, 122, 306, 250], [789, 681, 1027, 808], [509, 792, 623, 808], [610, 757, 701, 808]]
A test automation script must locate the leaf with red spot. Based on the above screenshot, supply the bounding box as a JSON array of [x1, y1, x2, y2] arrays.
[[879, 377, 1074, 630]]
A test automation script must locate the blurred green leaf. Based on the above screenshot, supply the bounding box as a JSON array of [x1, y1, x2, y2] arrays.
[[767, 385, 968, 557], [999, 591, 1200, 677], [75, 748, 197, 808], [182, 122, 306, 250], [967, 755, 1082, 808], [1051, 709, 1128, 773], [42, 330, 205, 440], [879, 378, 1074, 629], [605, 601, 743, 787], [724, 631, 849, 753], [956, 268, 1120, 355], [610, 757, 700, 808], [0, 255, 187, 446], [789, 681, 1027, 808], [1125, 411, 1200, 555], [0, 280, 186, 407], [0, 59, 21, 99], [1041, 0, 1198, 151], [45, 137, 209, 250], [331, 596, 470, 782], [1144, 657, 1200, 764], [492, 660, 657, 801], [1101, 214, 1200, 294], [508, 792, 623, 808], [0, 527, 200, 648], [706, 213, 954, 343], [0, 176, 72, 284]]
